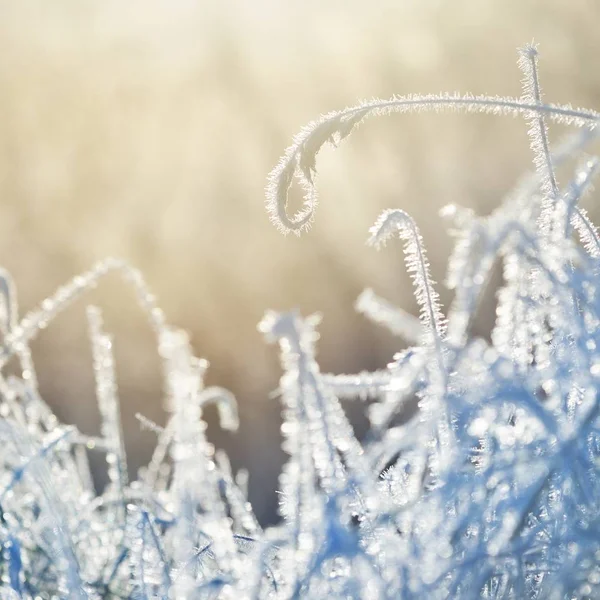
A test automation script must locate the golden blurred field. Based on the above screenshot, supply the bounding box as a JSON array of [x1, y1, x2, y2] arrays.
[[0, 0, 599, 522]]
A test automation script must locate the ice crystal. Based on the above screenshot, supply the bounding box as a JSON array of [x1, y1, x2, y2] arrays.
[[2, 45, 600, 598]]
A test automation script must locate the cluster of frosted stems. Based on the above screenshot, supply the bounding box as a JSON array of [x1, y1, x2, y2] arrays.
[[3, 45, 600, 599]]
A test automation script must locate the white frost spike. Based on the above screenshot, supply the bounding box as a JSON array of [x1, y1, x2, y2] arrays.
[[159, 327, 240, 592], [368, 209, 446, 375], [355, 288, 422, 343], [259, 311, 347, 497], [369, 210, 452, 479], [258, 310, 321, 593], [87, 306, 128, 503], [260, 310, 379, 520], [518, 43, 559, 203]]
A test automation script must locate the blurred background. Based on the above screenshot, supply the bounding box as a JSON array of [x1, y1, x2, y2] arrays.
[[0, 0, 599, 524]]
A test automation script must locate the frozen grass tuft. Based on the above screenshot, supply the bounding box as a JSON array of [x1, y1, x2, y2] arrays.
[[2, 45, 600, 598]]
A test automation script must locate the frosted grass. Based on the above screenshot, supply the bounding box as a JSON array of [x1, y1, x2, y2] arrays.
[[2, 45, 600, 598]]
